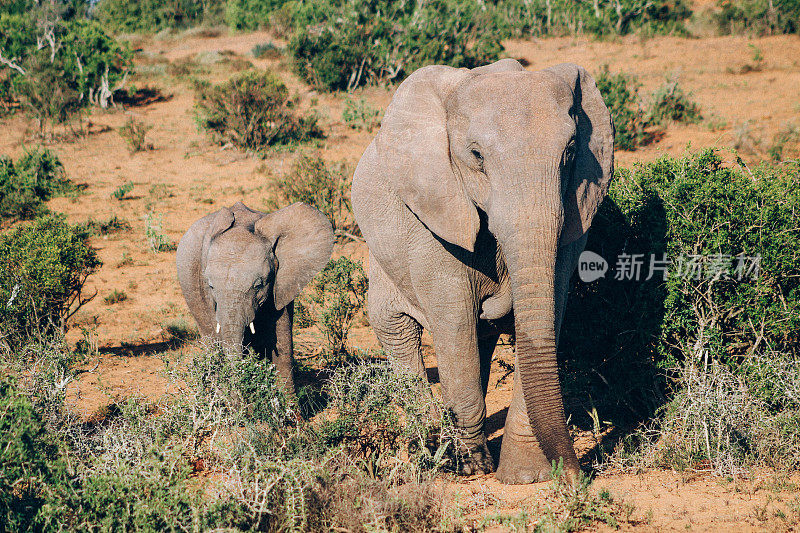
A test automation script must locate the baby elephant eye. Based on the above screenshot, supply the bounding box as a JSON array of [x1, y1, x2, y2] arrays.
[[471, 149, 483, 162]]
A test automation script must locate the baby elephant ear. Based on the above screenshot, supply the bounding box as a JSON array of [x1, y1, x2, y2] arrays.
[[201, 207, 235, 260], [254, 203, 334, 310], [543, 63, 615, 246]]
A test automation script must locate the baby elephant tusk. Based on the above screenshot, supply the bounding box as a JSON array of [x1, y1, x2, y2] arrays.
[[249, 322, 255, 334], [216, 323, 220, 334]]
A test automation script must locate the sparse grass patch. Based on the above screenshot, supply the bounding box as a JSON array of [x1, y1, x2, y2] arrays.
[[194, 69, 323, 152], [732, 120, 762, 153], [162, 318, 199, 343], [79, 216, 132, 236], [118, 117, 152, 153], [768, 122, 800, 161], [112, 181, 134, 200], [143, 213, 176, 253], [116, 252, 134, 268], [103, 289, 127, 305], [252, 42, 284, 59], [342, 97, 381, 131]]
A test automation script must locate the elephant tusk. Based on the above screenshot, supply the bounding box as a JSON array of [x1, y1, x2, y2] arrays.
[[249, 322, 255, 334], [216, 322, 220, 334]]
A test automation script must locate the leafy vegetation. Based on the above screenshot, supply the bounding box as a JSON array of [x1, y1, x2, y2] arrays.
[[265, 153, 359, 241], [308, 257, 369, 364], [0, 215, 100, 351], [226, 0, 289, 30], [111, 181, 134, 200], [288, 0, 504, 91], [93, 0, 226, 33], [714, 0, 800, 35], [342, 97, 382, 131], [496, 0, 693, 37], [251, 41, 283, 59], [595, 66, 653, 150], [0, 147, 74, 223], [0, 336, 468, 531], [144, 212, 176, 253], [595, 66, 702, 150], [647, 76, 703, 125], [0, 5, 132, 132], [78, 215, 132, 236], [562, 150, 800, 473], [194, 69, 323, 151]]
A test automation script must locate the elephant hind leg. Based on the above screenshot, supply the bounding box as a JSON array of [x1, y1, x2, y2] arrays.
[[372, 309, 426, 383], [367, 261, 427, 383]]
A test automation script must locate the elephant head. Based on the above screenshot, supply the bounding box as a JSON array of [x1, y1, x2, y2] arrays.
[[369, 59, 614, 473], [178, 201, 333, 359]]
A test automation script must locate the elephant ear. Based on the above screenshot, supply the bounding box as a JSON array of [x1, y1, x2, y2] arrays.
[[201, 207, 235, 262], [375, 65, 480, 252], [254, 202, 334, 310], [544, 63, 615, 246]]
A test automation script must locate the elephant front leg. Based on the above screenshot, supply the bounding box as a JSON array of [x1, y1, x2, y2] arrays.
[[432, 319, 495, 475], [496, 366, 553, 483], [272, 302, 295, 394]]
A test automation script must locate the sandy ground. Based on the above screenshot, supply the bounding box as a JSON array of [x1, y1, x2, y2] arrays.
[[2, 27, 800, 531]]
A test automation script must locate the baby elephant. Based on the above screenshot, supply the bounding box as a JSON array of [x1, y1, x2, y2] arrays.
[[176, 201, 333, 391]]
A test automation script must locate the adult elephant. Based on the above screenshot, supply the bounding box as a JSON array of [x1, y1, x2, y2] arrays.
[[351, 59, 614, 484]]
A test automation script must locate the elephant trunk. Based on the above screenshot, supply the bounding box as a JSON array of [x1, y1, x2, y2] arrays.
[[488, 159, 580, 474], [217, 293, 253, 358]]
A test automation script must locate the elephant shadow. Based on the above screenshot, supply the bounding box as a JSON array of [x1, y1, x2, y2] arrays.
[[558, 192, 669, 465]]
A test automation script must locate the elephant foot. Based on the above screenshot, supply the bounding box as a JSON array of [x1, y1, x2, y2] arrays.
[[495, 432, 553, 485], [457, 438, 495, 476]]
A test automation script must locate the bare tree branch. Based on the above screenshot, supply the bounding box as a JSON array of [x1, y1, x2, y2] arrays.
[[0, 50, 26, 75]]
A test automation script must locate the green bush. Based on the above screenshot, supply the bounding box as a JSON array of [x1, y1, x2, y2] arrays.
[[595, 65, 653, 150], [0, 215, 101, 349], [118, 117, 152, 153], [309, 257, 368, 364], [265, 153, 358, 240], [714, 0, 800, 35], [595, 67, 701, 150], [561, 150, 800, 431], [495, 0, 692, 37], [0, 146, 74, 222], [194, 69, 323, 151], [0, 378, 70, 531], [288, 0, 504, 91], [226, 0, 290, 30], [322, 360, 460, 472], [252, 41, 284, 59], [647, 77, 702, 125], [92, 0, 226, 33], [342, 97, 381, 131]]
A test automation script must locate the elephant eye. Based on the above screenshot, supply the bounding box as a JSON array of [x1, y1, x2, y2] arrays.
[[470, 148, 484, 171], [254, 278, 265, 289], [563, 140, 576, 166]]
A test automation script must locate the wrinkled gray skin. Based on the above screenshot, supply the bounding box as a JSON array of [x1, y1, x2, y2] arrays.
[[352, 59, 614, 484], [176, 201, 334, 391]]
